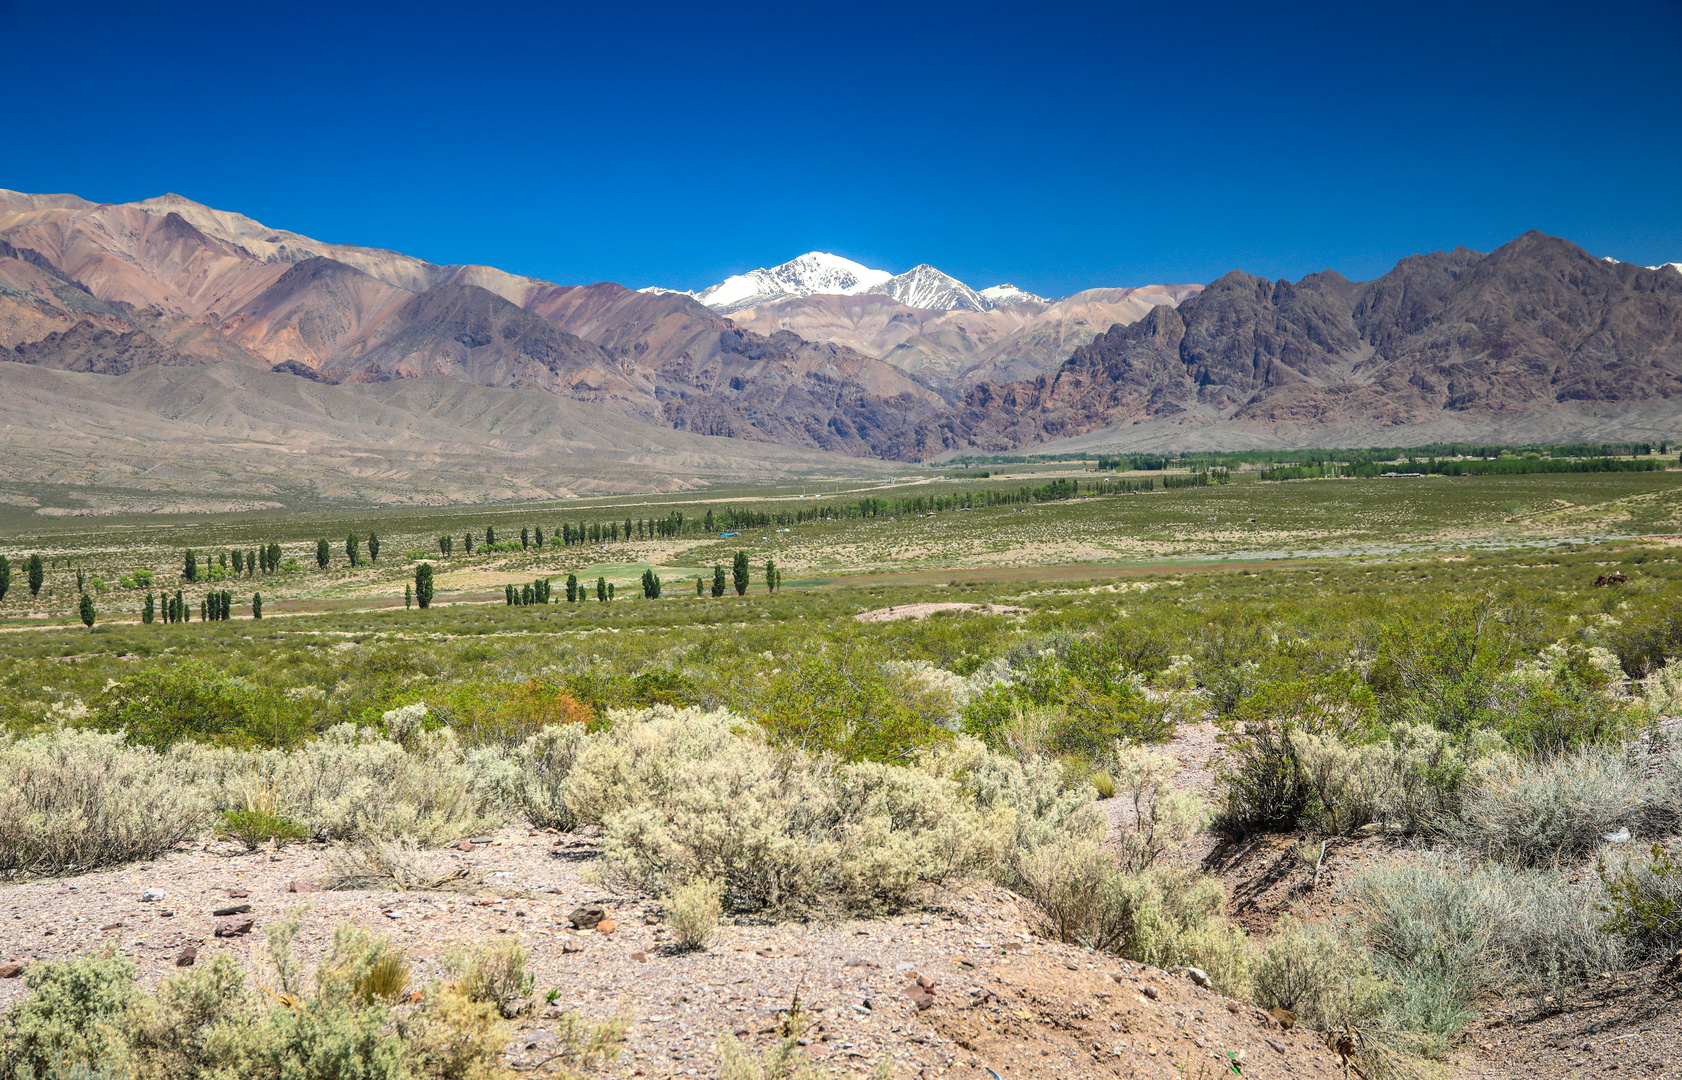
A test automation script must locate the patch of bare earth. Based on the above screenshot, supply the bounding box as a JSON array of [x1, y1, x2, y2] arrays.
[[853, 602, 1026, 623]]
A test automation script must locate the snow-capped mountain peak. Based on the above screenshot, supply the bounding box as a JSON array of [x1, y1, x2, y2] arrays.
[[865, 264, 991, 312], [979, 283, 1049, 307], [694, 252, 893, 314]]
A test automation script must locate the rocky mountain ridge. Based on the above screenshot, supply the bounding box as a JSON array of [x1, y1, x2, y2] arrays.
[[3, 189, 1677, 466], [940, 231, 1682, 453]]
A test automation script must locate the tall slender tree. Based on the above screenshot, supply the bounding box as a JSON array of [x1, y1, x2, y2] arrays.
[[347, 533, 361, 568], [415, 563, 434, 609], [765, 557, 779, 593], [697, 576, 704, 597], [28, 554, 44, 598], [79, 593, 95, 628], [368, 533, 380, 563], [184, 549, 197, 582], [76, 566, 86, 593], [233, 550, 244, 576], [316, 539, 330, 570], [506, 584, 515, 606], [521, 527, 530, 550], [486, 525, 496, 546], [596, 576, 607, 602], [534, 526, 545, 549], [732, 551, 750, 596], [565, 573, 578, 603], [711, 564, 726, 598], [405, 583, 413, 609], [253, 592, 263, 619], [464, 532, 474, 554], [0, 553, 9, 602], [142, 592, 155, 623]]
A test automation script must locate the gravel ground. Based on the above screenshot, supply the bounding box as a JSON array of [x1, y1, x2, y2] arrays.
[[0, 824, 1350, 1079]]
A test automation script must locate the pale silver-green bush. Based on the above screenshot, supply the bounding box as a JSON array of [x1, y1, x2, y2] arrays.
[[920, 734, 1100, 885], [1253, 918, 1384, 1030], [577, 708, 1014, 910], [507, 722, 589, 831], [0, 731, 214, 877], [1446, 747, 1647, 868], [1013, 837, 1250, 996], [1109, 741, 1206, 872], [664, 877, 724, 950], [182, 724, 514, 845]]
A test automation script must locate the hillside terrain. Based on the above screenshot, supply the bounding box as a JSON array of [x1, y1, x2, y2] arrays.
[[4, 189, 1680, 481], [942, 232, 1682, 454]]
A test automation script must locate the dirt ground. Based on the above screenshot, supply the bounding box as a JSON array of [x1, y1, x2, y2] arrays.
[[0, 827, 1352, 1080], [852, 602, 1027, 622]]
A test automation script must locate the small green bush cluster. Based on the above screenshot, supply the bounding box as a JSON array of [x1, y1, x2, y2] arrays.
[[0, 921, 622, 1080]]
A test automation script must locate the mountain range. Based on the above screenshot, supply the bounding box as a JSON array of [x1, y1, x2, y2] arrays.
[[2, 187, 1679, 506]]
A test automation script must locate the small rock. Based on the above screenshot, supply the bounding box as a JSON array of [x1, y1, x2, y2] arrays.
[[0, 962, 23, 979], [842, 956, 879, 969], [215, 918, 255, 938], [630, 951, 648, 962], [1267, 1007, 1296, 1030], [1185, 967, 1212, 989], [597, 919, 617, 935], [159, 910, 175, 918], [175, 947, 197, 967], [100, 922, 123, 931], [287, 881, 318, 894], [212, 905, 252, 917], [567, 905, 606, 930], [457, 841, 478, 852], [228, 888, 250, 899], [468, 837, 494, 845], [1141, 986, 1159, 1000], [140, 888, 166, 902], [561, 941, 584, 954], [756, 948, 774, 957], [644, 915, 660, 925]]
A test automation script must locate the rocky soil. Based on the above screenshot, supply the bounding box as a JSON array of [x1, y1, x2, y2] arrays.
[[0, 825, 1350, 1080]]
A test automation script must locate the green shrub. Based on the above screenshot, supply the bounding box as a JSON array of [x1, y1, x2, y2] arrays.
[[445, 938, 532, 1019], [740, 641, 955, 762], [1606, 604, 1682, 678], [1370, 598, 1519, 736], [0, 949, 140, 1079], [218, 808, 307, 851], [1597, 843, 1682, 959], [88, 662, 311, 749]]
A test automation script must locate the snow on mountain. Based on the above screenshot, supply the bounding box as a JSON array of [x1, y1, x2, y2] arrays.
[[1654, 262, 1682, 275], [695, 252, 893, 314], [675, 254, 1058, 314], [864, 264, 991, 312], [638, 286, 696, 297], [979, 283, 1049, 307]]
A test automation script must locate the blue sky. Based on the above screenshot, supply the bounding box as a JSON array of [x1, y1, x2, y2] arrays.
[[4, 0, 1678, 297]]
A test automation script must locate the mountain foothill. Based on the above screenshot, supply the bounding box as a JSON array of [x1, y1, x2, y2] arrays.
[[2, 188, 1679, 496]]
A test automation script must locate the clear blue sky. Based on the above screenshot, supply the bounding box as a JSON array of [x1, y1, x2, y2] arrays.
[[4, 0, 1679, 297]]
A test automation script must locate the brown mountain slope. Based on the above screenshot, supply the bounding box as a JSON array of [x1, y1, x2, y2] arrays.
[[0, 362, 897, 506], [726, 284, 1202, 393], [940, 232, 1682, 454], [0, 193, 945, 458]]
